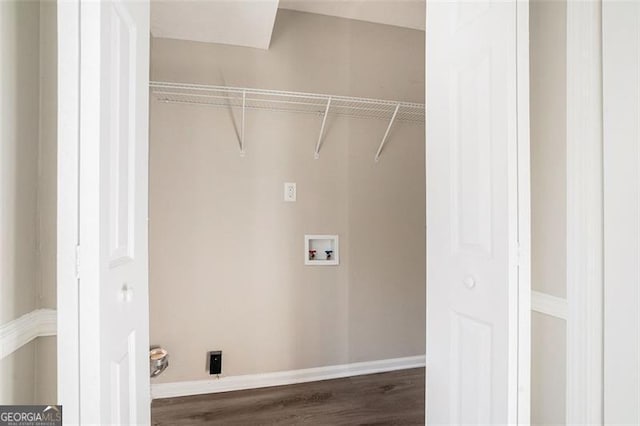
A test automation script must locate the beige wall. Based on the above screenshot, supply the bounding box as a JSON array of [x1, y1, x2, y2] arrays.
[[35, 0, 57, 404], [0, 0, 57, 405], [0, 0, 41, 404], [150, 10, 425, 383], [0, 344, 37, 404], [532, 313, 566, 425], [530, 0, 567, 423], [531, 0, 567, 300], [346, 123, 426, 362], [0, 0, 40, 326], [38, 0, 58, 313]]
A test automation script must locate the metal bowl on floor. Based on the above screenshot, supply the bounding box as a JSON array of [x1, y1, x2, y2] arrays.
[[150, 346, 169, 378]]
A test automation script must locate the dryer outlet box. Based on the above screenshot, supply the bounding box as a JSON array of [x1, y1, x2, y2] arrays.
[[208, 351, 222, 375]]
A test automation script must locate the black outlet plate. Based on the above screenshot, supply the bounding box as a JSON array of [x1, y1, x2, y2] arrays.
[[208, 351, 222, 375]]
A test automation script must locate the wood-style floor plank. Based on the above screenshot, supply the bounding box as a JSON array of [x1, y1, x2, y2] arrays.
[[152, 368, 425, 425]]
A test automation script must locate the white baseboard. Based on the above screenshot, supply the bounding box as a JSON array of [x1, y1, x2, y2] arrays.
[[151, 355, 425, 400], [531, 291, 568, 320], [0, 309, 57, 360]]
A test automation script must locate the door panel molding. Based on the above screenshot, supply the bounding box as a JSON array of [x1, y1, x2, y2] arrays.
[[566, 1, 604, 425], [57, 1, 81, 422]]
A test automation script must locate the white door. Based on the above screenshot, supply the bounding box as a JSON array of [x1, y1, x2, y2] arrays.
[[76, 1, 150, 424], [426, 1, 529, 424], [603, 1, 640, 424]]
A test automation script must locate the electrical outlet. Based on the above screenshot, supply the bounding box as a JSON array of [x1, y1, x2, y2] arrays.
[[208, 351, 222, 375], [284, 182, 296, 202]]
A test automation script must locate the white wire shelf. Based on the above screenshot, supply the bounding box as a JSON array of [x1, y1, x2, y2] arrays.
[[150, 81, 425, 123], [149, 81, 425, 161]]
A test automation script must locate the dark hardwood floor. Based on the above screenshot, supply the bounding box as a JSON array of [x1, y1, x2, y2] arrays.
[[152, 368, 425, 425]]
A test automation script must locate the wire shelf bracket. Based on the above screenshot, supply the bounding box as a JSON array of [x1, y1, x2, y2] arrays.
[[314, 97, 332, 160], [150, 81, 425, 162], [374, 103, 401, 162], [240, 90, 246, 157]]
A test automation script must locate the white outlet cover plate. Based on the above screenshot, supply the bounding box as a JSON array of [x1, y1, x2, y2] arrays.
[[284, 182, 296, 202]]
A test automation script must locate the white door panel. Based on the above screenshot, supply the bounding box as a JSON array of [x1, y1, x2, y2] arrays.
[[603, 1, 640, 424], [426, 1, 524, 424], [78, 1, 150, 424]]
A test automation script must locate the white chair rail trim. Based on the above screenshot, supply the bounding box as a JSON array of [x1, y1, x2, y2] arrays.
[[0, 309, 57, 360], [531, 291, 568, 320]]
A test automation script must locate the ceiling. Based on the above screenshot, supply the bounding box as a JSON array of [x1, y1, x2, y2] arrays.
[[150, 0, 425, 50], [151, 0, 280, 50], [279, 0, 425, 32]]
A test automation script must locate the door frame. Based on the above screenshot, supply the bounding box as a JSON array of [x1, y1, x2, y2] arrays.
[[602, 1, 640, 423], [566, 1, 604, 424], [57, 0, 81, 423], [515, 1, 532, 423], [58, 0, 534, 423]]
